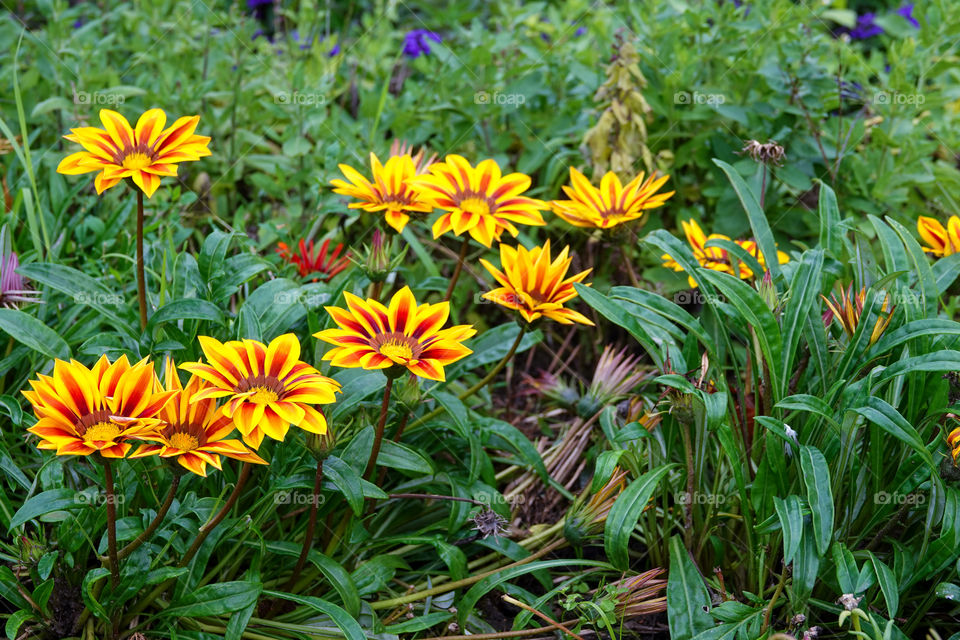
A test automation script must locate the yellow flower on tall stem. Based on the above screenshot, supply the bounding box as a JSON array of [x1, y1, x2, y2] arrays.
[[407, 154, 547, 300], [331, 152, 434, 234], [56, 109, 211, 330], [480, 240, 594, 326], [917, 216, 960, 257], [22, 355, 175, 588], [661, 219, 789, 288], [180, 334, 340, 449], [315, 286, 475, 479], [131, 359, 266, 476], [550, 167, 674, 229]]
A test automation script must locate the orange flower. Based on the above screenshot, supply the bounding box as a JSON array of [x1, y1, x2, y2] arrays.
[[22, 356, 175, 457], [550, 167, 673, 229], [314, 286, 475, 381], [917, 216, 960, 257], [480, 240, 594, 325], [130, 360, 266, 476], [180, 334, 340, 449], [56, 109, 211, 197], [661, 219, 789, 288], [331, 152, 434, 233], [407, 155, 546, 247]]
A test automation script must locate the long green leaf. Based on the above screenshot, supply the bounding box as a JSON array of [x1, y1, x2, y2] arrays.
[[604, 464, 677, 569]]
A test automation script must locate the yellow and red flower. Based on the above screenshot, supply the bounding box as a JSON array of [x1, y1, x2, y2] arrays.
[[130, 359, 266, 476], [277, 238, 350, 282], [822, 285, 894, 346], [917, 216, 960, 258], [331, 152, 434, 233], [180, 334, 340, 449], [56, 108, 211, 197], [661, 219, 789, 288], [314, 286, 475, 381], [407, 155, 546, 247], [947, 425, 960, 462], [22, 356, 175, 457], [550, 167, 673, 229], [480, 240, 594, 325]]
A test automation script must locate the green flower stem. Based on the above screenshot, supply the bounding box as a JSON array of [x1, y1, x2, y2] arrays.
[[123, 463, 252, 625], [135, 189, 148, 330], [406, 327, 527, 433], [444, 237, 470, 302], [112, 473, 180, 562], [365, 377, 394, 481], [102, 458, 120, 588], [180, 462, 252, 567], [276, 458, 324, 608]]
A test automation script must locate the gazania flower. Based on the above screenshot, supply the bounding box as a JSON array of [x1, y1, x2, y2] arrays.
[[947, 425, 960, 462], [57, 109, 211, 197], [479, 240, 594, 325], [822, 285, 895, 346], [22, 356, 175, 457], [180, 334, 340, 449], [331, 152, 434, 233], [661, 219, 789, 288], [917, 216, 960, 257], [277, 238, 350, 282], [550, 167, 673, 229], [407, 155, 546, 247], [314, 286, 476, 381], [130, 360, 266, 476]]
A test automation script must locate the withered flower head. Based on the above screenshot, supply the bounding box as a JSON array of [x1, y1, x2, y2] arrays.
[[739, 139, 786, 166], [473, 508, 509, 539]]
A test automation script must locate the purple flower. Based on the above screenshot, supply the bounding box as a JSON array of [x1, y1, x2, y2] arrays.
[[0, 234, 39, 309], [897, 3, 920, 28], [402, 29, 442, 59], [72, 18, 83, 29], [848, 12, 883, 39], [329, 43, 341, 57]]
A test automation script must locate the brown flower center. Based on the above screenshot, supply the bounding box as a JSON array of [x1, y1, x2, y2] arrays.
[[235, 375, 285, 403]]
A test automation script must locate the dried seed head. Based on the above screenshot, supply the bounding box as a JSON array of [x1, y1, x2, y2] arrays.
[[472, 508, 508, 539], [739, 139, 786, 166], [837, 593, 862, 611]]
